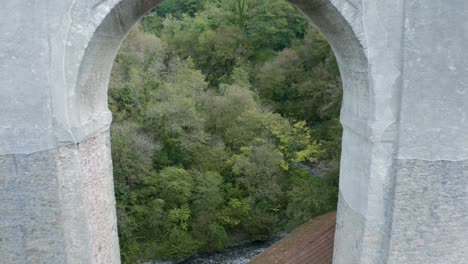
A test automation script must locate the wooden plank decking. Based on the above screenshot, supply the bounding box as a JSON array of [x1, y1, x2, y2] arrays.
[[250, 212, 336, 264]]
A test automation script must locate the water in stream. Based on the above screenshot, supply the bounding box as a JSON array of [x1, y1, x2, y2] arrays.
[[148, 233, 285, 264]]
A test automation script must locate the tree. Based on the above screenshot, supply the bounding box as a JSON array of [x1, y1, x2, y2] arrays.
[[111, 122, 154, 187], [155, 228, 202, 260], [191, 170, 224, 215], [109, 25, 168, 121], [190, 171, 229, 251], [196, 25, 252, 85], [225, 108, 321, 166], [157, 0, 206, 18], [152, 167, 194, 208], [203, 85, 256, 137], [229, 142, 285, 204], [254, 48, 305, 115], [224, 109, 273, 151], [285, 168, 338, 230], [244, 0, 307, 54]]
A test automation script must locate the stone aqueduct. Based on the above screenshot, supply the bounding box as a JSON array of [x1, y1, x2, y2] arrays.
[[0, 0, 467, 263]]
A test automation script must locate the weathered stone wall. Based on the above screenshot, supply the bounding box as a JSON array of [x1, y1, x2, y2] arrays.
[[0, 132, 119, 263], [0, 0, 466, 263]]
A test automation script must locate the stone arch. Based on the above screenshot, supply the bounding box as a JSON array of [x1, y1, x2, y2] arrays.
[[76, 0, 371, 263], [3, 1, 467, 263]]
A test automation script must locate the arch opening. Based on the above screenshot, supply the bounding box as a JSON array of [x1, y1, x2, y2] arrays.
[[78, 0, 370, 263]]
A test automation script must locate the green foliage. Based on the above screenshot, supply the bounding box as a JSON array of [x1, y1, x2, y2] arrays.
[[111, 122, 154, 186], [197, 25, 252, 85], [224, 109, 272, 150], [155, 167, 193, 207], [191, 171, 224, 214], [203, 85, 256, 136], [254, 27, 342, 167], [140, 12, 163, 35], [229, 142, 285, 203], [158, 0, 307, 86], [243, 0, 307, 54], [154, 228, 202, 260], [285, 168, 338, 231], [109, 25, 168, 122], [218, 0, 307, 55], [242, 210, 277, 241], [217, 198, 252, 227], [157, 0, 206, 18], [255, 48, 305, 112], [110, 2, 342, 262]]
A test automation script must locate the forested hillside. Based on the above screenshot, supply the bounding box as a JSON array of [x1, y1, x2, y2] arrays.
[[108, 0, 342, 262]]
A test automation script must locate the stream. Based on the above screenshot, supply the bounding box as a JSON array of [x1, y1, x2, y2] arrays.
[[148, 233, 285, 264]]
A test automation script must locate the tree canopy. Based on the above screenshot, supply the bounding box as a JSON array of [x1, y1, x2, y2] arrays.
[[110, 1, 342, 262]]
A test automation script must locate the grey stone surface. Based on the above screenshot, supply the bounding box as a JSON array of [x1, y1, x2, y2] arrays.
[[0, 0, 467, 263], [397, 1, 468, 161], [0, 132, 119, 264], [0, 133, 120, 264], [388, 159, 468, 263]]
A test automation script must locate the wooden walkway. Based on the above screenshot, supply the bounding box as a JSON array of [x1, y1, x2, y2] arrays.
[[250, 212, 336, 264]]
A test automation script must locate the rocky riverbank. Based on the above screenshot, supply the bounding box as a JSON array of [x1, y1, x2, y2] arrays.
[[148, 233, 286, 264]]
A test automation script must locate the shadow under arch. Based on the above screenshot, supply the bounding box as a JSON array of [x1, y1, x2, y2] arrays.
[[77, 0, 371, 262]]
